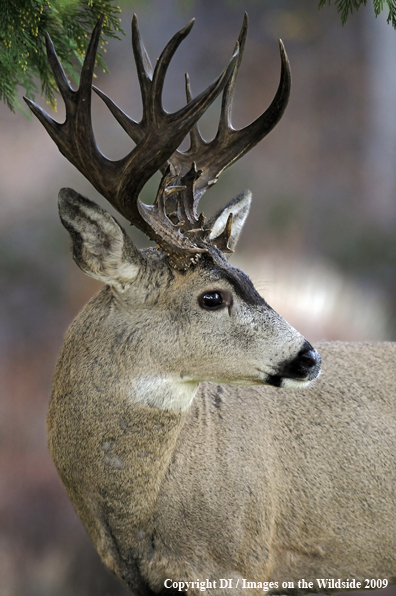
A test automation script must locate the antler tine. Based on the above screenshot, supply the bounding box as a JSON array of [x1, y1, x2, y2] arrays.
[[23, 96, 61, 149], [93, 86, 144, 145], [150, 19, 195, 120], [24, 15, 112, 186], [23, 29, 77, 156], [131, 13, 154, 117], [218, 12, 249, 134], [45, 33, 74, 101], [185, 73, 206, 154], [79, 16, 103, 95]]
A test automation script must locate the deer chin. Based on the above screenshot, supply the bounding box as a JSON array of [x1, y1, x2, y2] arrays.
[[280, 376, 318, 389]]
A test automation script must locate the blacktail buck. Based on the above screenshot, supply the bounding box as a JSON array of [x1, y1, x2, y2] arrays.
[[25, 13, 396, 596]]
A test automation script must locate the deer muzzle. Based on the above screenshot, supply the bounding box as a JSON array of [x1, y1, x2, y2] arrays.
[[267, 340, 321, 388]]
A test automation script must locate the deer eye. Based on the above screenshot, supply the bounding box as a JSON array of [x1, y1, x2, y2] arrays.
[[198, 290, 232, 311]]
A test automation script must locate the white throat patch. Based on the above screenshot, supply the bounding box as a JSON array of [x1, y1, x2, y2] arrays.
[[130, 375, 199, 411]]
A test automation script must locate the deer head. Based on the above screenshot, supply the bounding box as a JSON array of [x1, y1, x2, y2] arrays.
[[25, 13, 320, 409]]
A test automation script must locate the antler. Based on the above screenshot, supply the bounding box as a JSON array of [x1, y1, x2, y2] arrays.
[[25, 14, 291, 269], [24, 16, 237, 251]]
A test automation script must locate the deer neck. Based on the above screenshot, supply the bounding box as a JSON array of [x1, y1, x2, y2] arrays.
[[104, 286, 201, 412]]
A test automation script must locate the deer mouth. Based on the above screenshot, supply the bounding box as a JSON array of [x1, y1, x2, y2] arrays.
[[266, 376, 318, 389]]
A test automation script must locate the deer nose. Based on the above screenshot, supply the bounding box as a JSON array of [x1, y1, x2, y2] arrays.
[[284, 340, 321, 380], [299, 345, 320, 371]]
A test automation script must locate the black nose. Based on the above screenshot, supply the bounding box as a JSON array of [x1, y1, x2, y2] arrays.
[[284, 340, 321, 380], [299, 346, 320, 372]]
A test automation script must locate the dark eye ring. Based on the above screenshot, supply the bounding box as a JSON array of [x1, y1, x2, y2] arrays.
[[198, 290, 232, 312]]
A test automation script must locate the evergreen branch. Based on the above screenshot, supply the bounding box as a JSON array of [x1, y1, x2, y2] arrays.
[[383, 0, 396, 26], [319, 0, 396, 28], [0, 0, 124, 113]]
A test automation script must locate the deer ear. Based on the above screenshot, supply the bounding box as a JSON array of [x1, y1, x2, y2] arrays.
[[58, 188, 143, 290], [207, 190, 251, 252]]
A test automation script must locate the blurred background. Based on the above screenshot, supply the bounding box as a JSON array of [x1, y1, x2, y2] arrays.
[[1, 0, 396, 594]]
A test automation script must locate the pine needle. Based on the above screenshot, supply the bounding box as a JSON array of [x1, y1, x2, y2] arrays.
[[0, 0, 125, 113], [319, 0, 396, 27]]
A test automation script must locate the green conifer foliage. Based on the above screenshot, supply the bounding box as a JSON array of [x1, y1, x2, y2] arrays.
[[0, 0, 124, 113], [319, 0, 396, 28]]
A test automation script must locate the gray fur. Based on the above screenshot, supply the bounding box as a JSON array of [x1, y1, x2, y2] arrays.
[[48, 190, 395, 595]]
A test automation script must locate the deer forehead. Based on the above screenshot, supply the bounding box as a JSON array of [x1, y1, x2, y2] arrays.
[[134, 255, 267, 310]]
